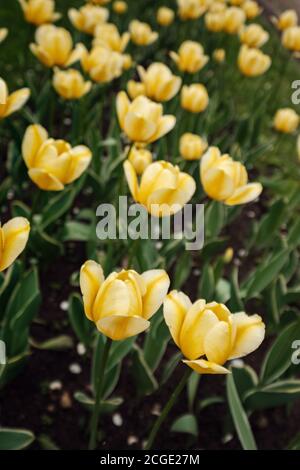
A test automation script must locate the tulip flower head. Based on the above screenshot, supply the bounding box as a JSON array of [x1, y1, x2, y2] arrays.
[[200, 146, 263, 205], [137, 63, 182, 102], [22, 124, 92, 191], [0, 28, 8, 43], [68, 4, 109, 35], [240, 24, 269, 48], [93, 23, 130, 53], [0, 218, 30, 272], [242, 0, 262, 20], [272, 10, 298, 31], [129, 20, 158, 46], [282, 26, 300, 53], [181, 84, 209, 113], [205, 12, 225, 32], [0, 78, 30, 119], [164, 291, 265, 374], [116, 91, 176, 144], [180, 133, 208, 160], [124, 160, 196, 217], [81, 45, 125, 83], [177, 0, 208, 20], [18, 0, 61, 25], [238, 45, 271, 77], [128, 146, 153, 175], [80, 260, 170, 340], [113, 1, 127, 14], [127, 80, 146, 99], [157, 7, 175, 26], [170, 41, 209, 74], [53, 68, 92, 100], [274, 108, 299, 134], [223, 7, 246, 34]]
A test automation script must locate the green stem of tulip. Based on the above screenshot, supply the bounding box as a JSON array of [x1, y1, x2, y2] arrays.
[[145, 367, 192, 450], [89, 336, 112, 450]]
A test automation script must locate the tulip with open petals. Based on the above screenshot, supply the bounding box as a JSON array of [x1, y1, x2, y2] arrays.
[[272, 10, 298, 31], [180, 133, 208, 160], [81, 45, 124, 83], [137, 63, 181, 102], [0, 218, 30, 272], [274, 108, 299, 134], [0, 28, 8, 43], [223, 7, 246, 34], [116, 92, 176, 144], [205, 12, 225, 32], [22, 124, 92, 191], [124, 160, 196, 217], [240, 24, 269, 48], [93, 23, 130, 52], [242, 1, 262, 19], [0, 78, 30, 119], [80, 260, 170, 340], [18, 0, 60, 25], [170, 41, 209, 74], [200, 146, 262, 205], [282, 26, 300, 53], [68, 4, 109, 35], [238, 45, 271, 77], [129, 20, 158, 46], [181, 84, 209, 113], [178, 0, 208, 20], [157, 7, 174, 26], [164, 291, 265, 374], [53, 68, 92, 100]]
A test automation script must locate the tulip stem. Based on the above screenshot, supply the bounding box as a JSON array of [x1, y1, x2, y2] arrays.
[[145, 367, 192, 450], [89, 336, 112, 450]]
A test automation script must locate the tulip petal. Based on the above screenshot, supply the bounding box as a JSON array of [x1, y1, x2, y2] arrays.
[[4, 88, 30, 117], [124, 160, 139, 200], [93, 278, 130, 322], [22, 124, 48, 168], [28, 168, 64, 191], [97, 314, 150, 341], [225, 183, 263, 206], [201, 167, 235, 201], [163, 290, 192, 347], [66, 42, 86, 67], [116, 91, 130, 130], [80, 260, 104, 321], [64, 145, 92, 183], [0, 78, 8, 105], [229, 312, 265, 359], [148, 115, 176, 143], [124, 112, 157, 142], [204, 321, 231, 365], [141, 269, 170, 320], [0, 217, 30, 272], [183, 359, 230, 375]]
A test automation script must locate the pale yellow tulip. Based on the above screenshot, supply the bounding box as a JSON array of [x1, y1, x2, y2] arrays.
[[81, 45, 124, 83], [0, 28, 8, 43], [213, 48, 226, 63], [0, 218, 30, 272], [93, 23, 130, 53], [137, 63, 182, 102], [178, 0, 208, 20], [128, 146, 152, 175], [282, 26, 300, 53], [127, 80, 146, 99], [181, 84, 209, 113], [112, 1, 127, 14], [18, 0, 60, 25], [205, 12, 225, 32], [180, 133, 208, 160], [170, 41, 209, 73], [157, 7, 175, 26], [53, 68, 92, 100], [242, 0, 262, 19], [223, 6, 246, 34], [272, 9, 298, 31], [238, 45, 271, 77], [240, 24, 269, 48], [274, 108, 299, 134], [0, 78, 30, 119], [129, 20, 158, 46], [68, 5, 109, 35]]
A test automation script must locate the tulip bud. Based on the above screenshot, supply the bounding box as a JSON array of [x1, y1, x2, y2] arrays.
[[274, 108, 299, 134], [127, 80, 146, 99], [163, 290, 265, 374], [157, 7, 175, 26], [238, 45, 271, 77], [240, 24, 269, 48], [129, 20, 158, 46], [68, 5, 109, 35], [128, 146, 152, 175], [81, 45, 124, 83], [0, 218, 30, 272], [0, 28, 8, 43], [80, 260, 170, 340], [113, 1, 127, 14], [205, 12, 225, 32], [282, 26, 300, 53], [93, 23, 130, 53], [242, 0, 262, 20], [18, 0, 61, 25], [180, 133, 208, 160], [223, 247, 234, 264], [53, 68, 92, 100], [181, 84, 209, 113], [200, 146, 263, 205], [137, 63, 182, 102], [223, 7, 246, 34], [122, 54, 133, 70], [170, 40, 209, 73], [213, 48, 226, 63], [0, 78, 30, 119], [272, 9, 298, 31]]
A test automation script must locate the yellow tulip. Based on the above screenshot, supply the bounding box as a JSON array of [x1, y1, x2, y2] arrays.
[[200, 146, 263, 205], [122, 54, 133, 70], [81, 45, 124, 83], [137, 63, 181, 102], [157, 7, 175, 26], [22, 124, 92, 191], [177, 0, 208, 20], [68, 5, 109, 35], [53, 68, 92, 100], [124, 160, 196, 217], [0, 218, 30, 272], [242, 0, 262, 19], [208, 2, 227, 13], [127, 80, 146, 99], [30, 25, 84, 68], [116, 91, 176, 144], [112, 1, 127, 14], [128, 146, 152, 175], [93, 23, 130, 53], [181, 84, 209, 113], [205, 12, 225, 32], [223, 247, 234, 264], [282, 26, 300, 53], [180, 133, 208, 160], [213, 48, 226, 63], [272, 10, 298, 31], [238, 45, 271, 77], [164, 290, 265, 374], [129, 20, 158, 46], [223, 6, 246, 34], [170, 40, 209, 73], [239, 24, 269, 48], [0, 28, 8, 43], [80, 260, 170, 341], [18, 0, 60, 25], [274, 108, 299, 134], [0, 78, 30, 119]]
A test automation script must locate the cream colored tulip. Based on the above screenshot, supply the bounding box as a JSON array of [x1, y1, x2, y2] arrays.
[[53, 68, 92, 100], [122, 54, 133, 70], [240, 24, 269, 48], [180, 133, 208, 160], [30, 25, 84, 68], [274, 108, 299, 134], [170, 41, 209, 73], [18, 0, 60, 25], [282, 26, 300, 53], [0, 28, 8, 43], [127, 80, 146, 99], [113, 1, 127, 14], [164, 290, 265, 374], [213, 48, 226, 63], [157, 7, 175, 26], [80, 260, 170, 340], [0, 78, 30, 119], [205, 12, 225, 32], [124, 160, 196, 217], [22, 124, 92, 191], [242, 1, 262, 19], [93, 23, 130, 53], [137, 63, 181, 102], [116, 92, 176, 144], [181, 84, 209, 113], [81, 45, 124, 83], [68, 5, 109, 35], [200, 146, 262, 205], [238, 45, 271, 77], [178, 0, 208, 20], [0, 218, 30, 272], [272, 10, 298, 31], [128, 146, 152, 175], [208, 2, 227, 13], [129, 20, 158, 46], [223, 7, 246, 34]]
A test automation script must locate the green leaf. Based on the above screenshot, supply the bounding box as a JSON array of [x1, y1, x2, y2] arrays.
[[68, 293, 94, 347], [255, 200, 285, 247], [107, 337, 135, 372], [74, 391, 123, 414], [160, 351, 182, 385], [198, 264, 214, 299], [215, 278, 231, 303], [205, 201, 225, 238], [40, 187, 76, 230], [131, 344, 158, 395], [171, 414, 198, 437], [144, 313, 170, 371], [30, 335, 73, 351], [173, 251, 192, 289], [0, 428, 35, 450], [187, 373, 200, 411], [245, 380, 300, 410], [62, 221, 92, 242], [229, 267, 244, 311]]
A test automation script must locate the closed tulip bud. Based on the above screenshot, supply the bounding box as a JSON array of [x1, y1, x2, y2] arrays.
[[68, 5, 109, 35], [30, 25, 84, 68], [113, 1, 127, 14], [53, 68, 92, 100], [170, 41, 209, 73], [0, 28, 8, 43], [240, 24, 269, 48], [18, 0, 61, 25], [22, 124, 92, 191], [272, 9, 297, 31], [127, 80, 146, 99], [205, 12, 225, 32], [81, 45, 124, 83], [200, 146, 263, 205], [180, 133, 208, 160], [122, 54, 133, 70], [178, 0, 208, 20], [238, 45, 271, 77], [128, 146, 152, 175], [129, 20, 158, 46], [93, 23, 130, 53], [116, 91, 176, 144], [223, 7, 246, 34], [157, 7, 175, 26], [282, 26, 300, 53], [0, 78, 30, 119], [242, 1, 262, 19], [164, 291, 265, 374], [274, 108, 299, 134], [137, 63, 181, 102], [213, 48, 226, 63], [0, 218, 30, 272], [181, 84, 209, 113], [124, 160, 196, 217], [80, 260, 170, 340], [223, 247, 234, 264]]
